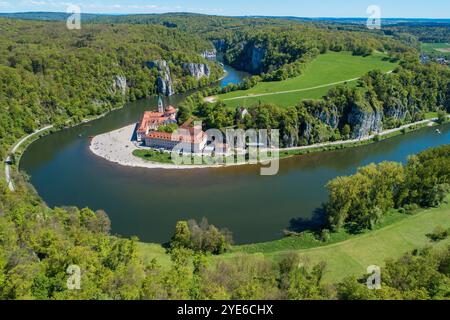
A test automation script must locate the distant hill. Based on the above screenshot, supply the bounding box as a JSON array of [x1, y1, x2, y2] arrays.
[[0, 12, 108, 21], [1, 12, 450, 26], [249, 16, 450, 25]]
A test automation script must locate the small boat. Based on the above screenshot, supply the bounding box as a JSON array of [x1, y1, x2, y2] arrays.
[[436, 129, 442, 134]]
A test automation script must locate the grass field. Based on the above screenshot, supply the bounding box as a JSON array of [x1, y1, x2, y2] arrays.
[[214, 51, 398, 108], [422, 42, 450, 57], [138, 196, 450, 282]]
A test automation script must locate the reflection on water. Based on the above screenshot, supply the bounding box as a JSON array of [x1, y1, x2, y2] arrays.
[[21, 102, 450, 245], [19, 69, 450, 244]]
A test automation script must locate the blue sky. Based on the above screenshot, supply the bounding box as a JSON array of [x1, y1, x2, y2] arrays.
[[1, 0, 449, 18]]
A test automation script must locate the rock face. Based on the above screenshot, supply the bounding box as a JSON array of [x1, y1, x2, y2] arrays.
[[146, 60, 174, 96], [312, 106, 340, 129], [250, 45, 267, 74], [202, 50, 217, 60], [347, 105, 383, 139], [300, 121, 313, 144], [182, 63, 211, 80], [113, 75, 127, 95], [282, 128, 299, 148], [384, 97, 410, 121], [212, 39, 227, 52], [230, 42, 267, 74]]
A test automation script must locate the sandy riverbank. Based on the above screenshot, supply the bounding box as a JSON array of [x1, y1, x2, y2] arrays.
[[90, 117, 447, 170], [89, 124, 230, 170]]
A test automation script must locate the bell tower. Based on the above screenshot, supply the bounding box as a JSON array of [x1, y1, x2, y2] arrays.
[[157, 96, 164, 114]]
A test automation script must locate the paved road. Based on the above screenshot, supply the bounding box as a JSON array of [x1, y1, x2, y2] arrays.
[[273, 115, 449, 153], [4, 125, 53, 192]]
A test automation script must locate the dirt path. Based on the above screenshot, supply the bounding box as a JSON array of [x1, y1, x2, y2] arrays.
[[223, 77, 361, 101], [206, 70, 394, 103]]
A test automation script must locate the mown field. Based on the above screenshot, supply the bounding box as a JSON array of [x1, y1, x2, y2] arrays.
[[422, 42, 450, 57], [214, 51, 398, 108], [138, 196, 450, 282]]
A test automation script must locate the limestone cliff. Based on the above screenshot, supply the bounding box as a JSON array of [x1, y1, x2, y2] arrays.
[[212, 39, 227, 52], [202, 50, 217, 60], [384, 97, 411, 121], [146, 60, 174, 96], [347, 104, 383, 139], [112, 75, 127, 96], [231, 42, 267, 74], [182, 63, 211, 80], [312, 106, 340, 130]]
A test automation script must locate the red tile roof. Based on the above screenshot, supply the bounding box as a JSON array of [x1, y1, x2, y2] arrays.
[[137, 111, 171, 133], [147, 129, 206, 144], [165, 106, 177, 114]]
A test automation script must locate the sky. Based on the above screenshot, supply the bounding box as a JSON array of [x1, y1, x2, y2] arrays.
[[1, 0, 450, 18]]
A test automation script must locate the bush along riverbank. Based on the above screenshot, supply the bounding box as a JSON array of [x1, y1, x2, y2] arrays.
[[2, 140, 450, 299]]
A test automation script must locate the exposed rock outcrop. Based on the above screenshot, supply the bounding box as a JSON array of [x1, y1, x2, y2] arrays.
[[146, 60, 174, 96], [250, 45, 267, 74], [282, 128, 299, 148], [384, 97, 410, 121], [231, 42, 267, 74], [300, 121, 313, 144], [212, 39, 227, 52], [112, 75, 127, 96], [347, 105, 383, 139], [312, 106, 340, 129], [202, 50, 217, 60], [182, 63, 211, 80]]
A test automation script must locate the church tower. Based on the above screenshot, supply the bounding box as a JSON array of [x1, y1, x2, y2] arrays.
[[157, 96, 164, 114]]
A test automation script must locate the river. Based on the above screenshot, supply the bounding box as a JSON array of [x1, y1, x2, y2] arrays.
[[20, 65, 450, 244]]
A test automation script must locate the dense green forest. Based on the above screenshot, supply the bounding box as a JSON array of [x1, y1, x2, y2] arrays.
[[1, 146, 449, 299], [181, 58, 450, 147], [325, 145, 450, 232], [385, 23, 450, 44], [1, 14, 450, 300], [0, 18, 222, 160]]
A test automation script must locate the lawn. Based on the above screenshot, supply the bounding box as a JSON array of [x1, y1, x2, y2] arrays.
[[214, 51, 398, 108], [422, 42, 450, 57], [226, 197, 450, 282], [138, 197, 450, 283], [133, 149, 176, 164]]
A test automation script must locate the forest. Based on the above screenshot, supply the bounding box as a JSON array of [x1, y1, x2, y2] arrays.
[[0, 14, 450, 300], [0, 145, 449, 299], [325, 145, 450, 232], [0, 18, 222, 160], [181, 58, 450, 148]]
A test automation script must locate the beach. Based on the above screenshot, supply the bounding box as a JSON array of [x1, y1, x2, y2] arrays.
[[89, 124, 229, 170]]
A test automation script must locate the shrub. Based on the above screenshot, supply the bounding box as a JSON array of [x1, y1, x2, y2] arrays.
[[403, 203, 420, 215], [170, 218, 233, 254], [437, 110, 448, 124], [319, 229, 331, 242], [426, 226, 449, 242]]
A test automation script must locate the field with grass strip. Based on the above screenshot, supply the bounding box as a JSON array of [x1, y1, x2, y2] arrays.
[[214, 51, 398, 108], [422, 42, 450, 57], [138, 197, 450, 282], [227, 198, 450, 282]]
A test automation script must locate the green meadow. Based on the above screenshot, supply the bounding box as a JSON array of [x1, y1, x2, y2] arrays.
[[215, 51, 398, 108], [139, 196, 450, 282], [421, 42, 450, 57]]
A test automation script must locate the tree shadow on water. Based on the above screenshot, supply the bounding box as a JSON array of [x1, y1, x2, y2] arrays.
[[287, 206, 327, 234]]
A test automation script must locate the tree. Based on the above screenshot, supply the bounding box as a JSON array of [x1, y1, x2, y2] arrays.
[[170, 221, 191, 250], [437, 110, 448, 124], [341, 124, 351, 139]]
